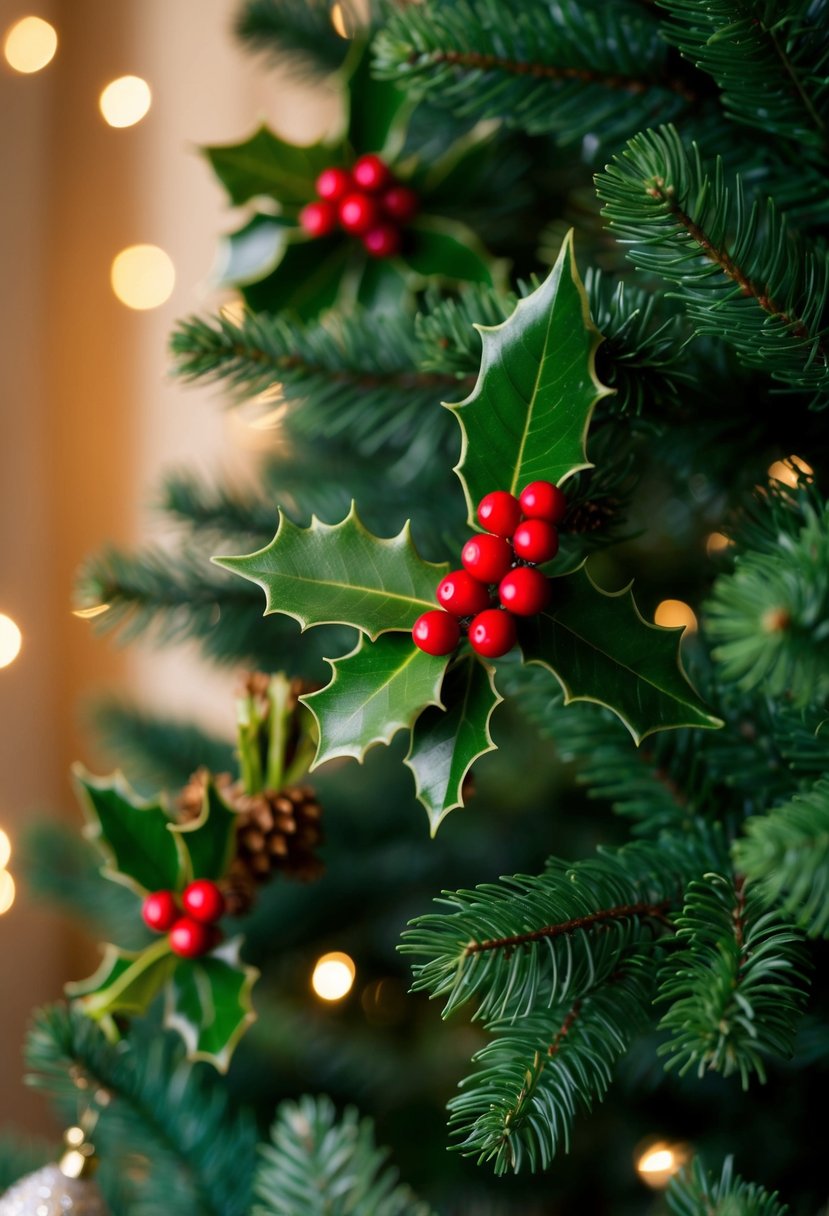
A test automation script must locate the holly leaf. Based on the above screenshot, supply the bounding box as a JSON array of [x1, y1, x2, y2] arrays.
[[345, 39, 412, 157], [204, 126, 335, 207], [170, 779, 238, 883], [405, 657, 503, 835], [212, 214, 291, 287], [67, 940, 175, 1020], [241, 236, 353, 319], [165, 939, 259, 1073], [447, 230, 612, 524], [518, 566, 723, 743], [401, 217, 496, 287], [214, 503, 448, 640], [301, 633, 448, 767], [74, 766, 186, 896]]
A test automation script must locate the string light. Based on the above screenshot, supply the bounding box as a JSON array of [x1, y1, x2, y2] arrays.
[[0, 829, 10, 870], [706, 531, 732, 556], [767, 455, 813, 487], [635, 1139, 691, 1189], [0, 871, 14, 916], [99, 75, 152, 128], [0, 613, 22, 668], [654, 600, 698, 633], [3, 15, 57, 74], [111, 244, 175, 310], [72, 603, 111, 620], [311, 951, 356, 1001]]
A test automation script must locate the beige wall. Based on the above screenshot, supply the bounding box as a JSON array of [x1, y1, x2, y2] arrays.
[[0, 0, 336, 1132]]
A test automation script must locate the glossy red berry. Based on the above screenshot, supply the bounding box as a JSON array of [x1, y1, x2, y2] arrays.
[[363, 223, 401, 259], [315, 166, 352, 202], [182, 879, 226, 924], [461, 534, 514, 584], [468, 608, 517, 658], [477, 490, 523, 537], [412, 609, 461, 656], [512, 519, 559, 564], [499, 567, 551, 616], [436, 570, 491, 618], [299, 200, 337, 238], [142, 890, 179, 933], [169, 916, 214, 959], [338, 192, 380, 235], [352, 154, 392, 193], [519, 480, 567, 524], [381, 185, 419, 223]]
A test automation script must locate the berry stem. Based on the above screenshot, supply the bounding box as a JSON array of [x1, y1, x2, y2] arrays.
[[266, 673, 293, 792], [236, 687, 264, 795]]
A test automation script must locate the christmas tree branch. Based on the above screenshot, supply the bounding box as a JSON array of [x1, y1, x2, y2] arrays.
[[235, 0, 359, 78], [667, 1155, 789, 1216]]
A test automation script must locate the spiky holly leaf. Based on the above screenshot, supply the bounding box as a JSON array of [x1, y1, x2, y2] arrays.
[[67, 941, 176, 1021], [240, 235, 353, 319], [405, 657, 503, 834], [170, 779, 238, 883], [401, 219, 495, 287], [74, 766, 186, 896], [165, 939, 259, 1073], [519, 567, 722, 744], [215, 504, 449, 640], [302, 633, 448, 766], [447, 230, 612, 524], [204, 126, 335, 208]]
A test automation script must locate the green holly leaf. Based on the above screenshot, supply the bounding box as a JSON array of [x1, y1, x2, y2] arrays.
[[204, 126, 335, 208], [302, 633, 448, 767], [165, 939, 259, 1073], [67, 940, 176, 1020], [170, 779, 237, 883], [241, 236, 353, 319], [405, 657, 503, 835], [74, 766, 187, 897], [344, 39, 411, 157], [213, 214, 291, 287], [447, 230, 612, 524], [518, 567, 723, 743], [401, 217, 497, 287], [214, 503, 449, 640]]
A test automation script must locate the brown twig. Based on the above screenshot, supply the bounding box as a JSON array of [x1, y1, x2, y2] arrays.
[[465, 900, 672, 956]]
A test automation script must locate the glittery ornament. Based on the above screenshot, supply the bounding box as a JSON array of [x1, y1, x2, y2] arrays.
[[0, 1128, 108, 1216]]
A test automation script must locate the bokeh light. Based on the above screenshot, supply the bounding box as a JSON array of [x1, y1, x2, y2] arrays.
[[312, 951, 356, 1001], [99, 75, 152, 128], [654, 599, 698, 632], [706, 531, 732, 556], [0, 829, 10, 870], [0, 871, 15, 916], [3, 16, 57, 74], [767, 455, 813, 487], [635, 1140, 691, 1189], [0, 614, 22, 668], [111, 245, 175, 310]]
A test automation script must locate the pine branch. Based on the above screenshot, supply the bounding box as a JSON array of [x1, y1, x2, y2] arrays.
[[734, 778, 829, 938], [373, 0, 696, 148], [667, 1156, 788, 1216], [447, 955, 655, 1174], [596, 125, 829, 401], [88, 700, 235, 792], [657, 874, 811, 1086], [235, 0, 358, 78], [253, 1096, 437, 1216], [25, 1005, 257, 1216]]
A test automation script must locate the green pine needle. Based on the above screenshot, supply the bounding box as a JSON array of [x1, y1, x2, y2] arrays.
[[667, 1155, 789, 1216]]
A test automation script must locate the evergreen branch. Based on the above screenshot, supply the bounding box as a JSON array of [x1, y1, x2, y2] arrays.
[[88, 700, 235, 792], [402, 840, 712, 1021], [415, 284, 515, 378], [235, 0, 357, 78], [25, 1005, 257, 1216], [253, 1096, 437, 1216], [162, 471, 278, 541], [659, 0, 829, 158], [447, 955, 655, 1174], [596, 125, 829, 400], [667, 1155, 788, 1216], [0, 1134, 53, 1191], [657, 874, 811, 1086], [734, 778, 829, 938], [372, 0, 693, 147]]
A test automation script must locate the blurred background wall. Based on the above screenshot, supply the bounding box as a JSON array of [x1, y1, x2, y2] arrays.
[[0, 0, 336, 1129]]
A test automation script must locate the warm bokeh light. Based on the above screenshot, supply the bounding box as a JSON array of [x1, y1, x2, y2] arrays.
[[330, 4, 353, 38], [99, 75, 152, 128], [654, 599, 698, 632], [111, 244, 175, 310], [71, 603, 111, 620], [3, 15, 57, 74], [0, 870, 15, 916], [0, 614, 22, 668], [767, 455, 813, 487], [0, 829, 10, 871], [635, 1140, 691, 1189], [706, 531, 732, 556], [219, 297, 246, 326], [312, 951, 356, 1001]]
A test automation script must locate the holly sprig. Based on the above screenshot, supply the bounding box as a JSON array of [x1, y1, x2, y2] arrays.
[[217, 234, 721, 831]]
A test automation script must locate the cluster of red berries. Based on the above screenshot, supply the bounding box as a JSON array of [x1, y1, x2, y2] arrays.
[[142, 879, 226, 959], [413, 480, 567, 660], [299, 155, 418, 259]]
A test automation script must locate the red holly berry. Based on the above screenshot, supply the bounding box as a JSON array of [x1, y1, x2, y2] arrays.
[[352, 154, 392, 193], [338, 192, 380, 235], [436, 569, 491, 617], [299, 200, 337, 238], [412, 609, 461, 656], [142, 890, 179, 933], [182, 879, 226, 924], [477, 490, 523, 537], [461, 534, 514, 584], [363, 223, 401, 259], [519, 480, 567, 525], [499, 567, 551, 616], [315, 166, 352, 202], [512, 518, 559, 564], [468, 608, 517, 658], [169, 916, 214, 959], [381, 185, 419, 223]]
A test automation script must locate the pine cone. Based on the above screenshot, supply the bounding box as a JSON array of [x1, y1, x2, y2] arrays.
[[563, 497, 620, 535]]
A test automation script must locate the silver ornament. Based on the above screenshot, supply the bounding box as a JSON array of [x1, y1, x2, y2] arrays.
[[0, 1128, 108, 1216]]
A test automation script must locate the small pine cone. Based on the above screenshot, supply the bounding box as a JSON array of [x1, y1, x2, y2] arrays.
[[220, 860, 258, 917], [563, 497, 620, 535], [177, 768, 237, 823], [234, 785, 324, 888]]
